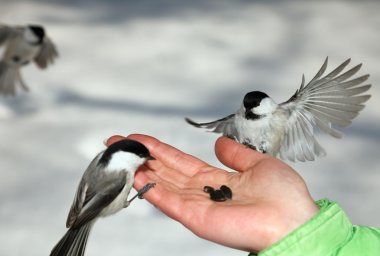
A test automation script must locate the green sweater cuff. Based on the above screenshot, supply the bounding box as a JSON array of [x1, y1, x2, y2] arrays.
[[249, 199, 352, 256]]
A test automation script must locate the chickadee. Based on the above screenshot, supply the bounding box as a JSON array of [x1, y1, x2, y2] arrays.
[[186, 58, 371, 162], [50, 139, 156, 256], [0, 24, 58, 96]]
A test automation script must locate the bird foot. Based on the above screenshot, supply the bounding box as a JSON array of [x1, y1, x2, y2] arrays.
[[242, 141, 257, 151], [137, 182, 156, 199], [125, 182, 156, 207]]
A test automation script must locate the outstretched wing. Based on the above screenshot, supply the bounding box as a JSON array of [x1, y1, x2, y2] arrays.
[[279, 57, 371, 162], [0, 25, 19, 46], [34, 36, 58, 69], [66, 153, 127, 229], [185, 114, 238, 138]]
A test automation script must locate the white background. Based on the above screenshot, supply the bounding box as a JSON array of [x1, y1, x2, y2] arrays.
[[0, 1, 379, 255]]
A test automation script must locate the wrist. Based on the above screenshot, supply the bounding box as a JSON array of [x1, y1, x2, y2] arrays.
[[252, 199, 354, 256], [285, 199, 320, 238], [261, 198, 320, 252]]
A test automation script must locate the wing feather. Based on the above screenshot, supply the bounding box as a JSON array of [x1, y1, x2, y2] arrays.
[[293, 122, 304, 162], [307, 57, 328, 85], [71, 181, 125, 229], [66, 152, 126, 229], [279, 58, 371, 161], [295, 115, 313, 161], [286, 123, 296, 162], [0, 25, 14, 45], [323, 58, 351, 79], [34, 36, 59, 69], [1, 25, 24, 44], [66, 154, 101, 228], [185, 114, 237, 138]]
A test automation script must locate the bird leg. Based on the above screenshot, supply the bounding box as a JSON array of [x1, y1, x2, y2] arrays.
[[124, 182, 156, 207]]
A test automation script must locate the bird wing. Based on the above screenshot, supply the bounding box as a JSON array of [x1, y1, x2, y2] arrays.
[[0, 61, 29, 96], [34, 36, 58, 69], [279, 57, 371, 162], [185, 114, 238, 138], [66, 153, 127, 228], [0, 25, 20, 46]]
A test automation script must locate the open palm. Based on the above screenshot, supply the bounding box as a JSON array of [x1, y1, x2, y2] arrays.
[[106, 134, 319, 253]]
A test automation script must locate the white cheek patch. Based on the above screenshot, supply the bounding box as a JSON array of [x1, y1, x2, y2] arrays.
[[107, 151, 145, 172], [24, 28, 39, 44], [253, 97, 276, 115]]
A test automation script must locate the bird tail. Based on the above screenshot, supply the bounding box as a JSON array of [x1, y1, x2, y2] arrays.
[[0, 61, 28, 96], [50, 222, 94, 256]]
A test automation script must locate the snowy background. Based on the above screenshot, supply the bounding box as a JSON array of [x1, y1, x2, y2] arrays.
[[0, 1, 379, 255]]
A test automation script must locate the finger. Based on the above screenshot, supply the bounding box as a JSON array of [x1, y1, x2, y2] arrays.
[[104, 135, 126, 146], [142, 161, 190, 189], [106, 135, 192, 185], [127, 134, 210, 177], [105, 134, 208, 177], [133, 169, 185, 221], [215, 136, 270, 172], [135, 167, 183, 194]]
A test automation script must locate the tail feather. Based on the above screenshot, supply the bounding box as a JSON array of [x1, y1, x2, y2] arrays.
[[0, 61, 28, 96], [50, 222, 93, 256]]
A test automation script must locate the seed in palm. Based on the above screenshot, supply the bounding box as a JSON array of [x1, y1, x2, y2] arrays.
[[209, 189, 227, 202], [220, 185, 232, 199], [203, 184, 233, 202]]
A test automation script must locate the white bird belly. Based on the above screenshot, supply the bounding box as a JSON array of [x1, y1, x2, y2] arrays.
[[235, 112, 287, 155]]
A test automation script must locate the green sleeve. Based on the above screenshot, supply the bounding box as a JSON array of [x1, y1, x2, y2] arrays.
[[249, 199, 380, 256]]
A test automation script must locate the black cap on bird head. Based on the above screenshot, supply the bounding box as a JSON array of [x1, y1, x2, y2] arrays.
[[243, 91, 269, 109], [98, 139, 155, 166], [243, 91, 269, 120], [28, 25, 45, 44]]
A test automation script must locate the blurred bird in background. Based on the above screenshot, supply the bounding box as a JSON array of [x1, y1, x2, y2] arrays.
[[186, 58, 371, 162], [0, 24, 58, 96]]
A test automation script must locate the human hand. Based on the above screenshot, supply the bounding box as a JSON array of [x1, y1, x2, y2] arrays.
[[105, 134, 319, 253]]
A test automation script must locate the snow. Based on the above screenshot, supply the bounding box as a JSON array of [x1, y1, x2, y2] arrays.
[[0, 1, 379, 255]]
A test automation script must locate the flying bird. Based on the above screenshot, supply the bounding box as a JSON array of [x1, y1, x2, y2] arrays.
[[186, 58, 371, 162], [0, 24, 58, 96]]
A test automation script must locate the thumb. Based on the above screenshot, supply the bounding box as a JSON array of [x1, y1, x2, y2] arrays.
[[215, 137, 269, 172]]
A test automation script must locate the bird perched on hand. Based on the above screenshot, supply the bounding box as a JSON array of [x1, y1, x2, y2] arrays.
[[50, 139, 156, 256], [186, 58, 371, 162], [0, 24, 58, 96]]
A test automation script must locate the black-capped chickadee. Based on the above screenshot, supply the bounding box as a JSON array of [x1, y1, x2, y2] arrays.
[[186, 58, 371, 162], [50, 139, 156, 256], [0, 24, 58, 96]]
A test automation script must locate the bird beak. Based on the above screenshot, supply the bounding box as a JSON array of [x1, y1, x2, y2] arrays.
[[147, 155, 156, 161]]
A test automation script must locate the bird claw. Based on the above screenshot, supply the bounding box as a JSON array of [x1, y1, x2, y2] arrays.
[[243, 141, 257, 150], [137, 182, 156, 199], [126, 182, 156, 205]]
